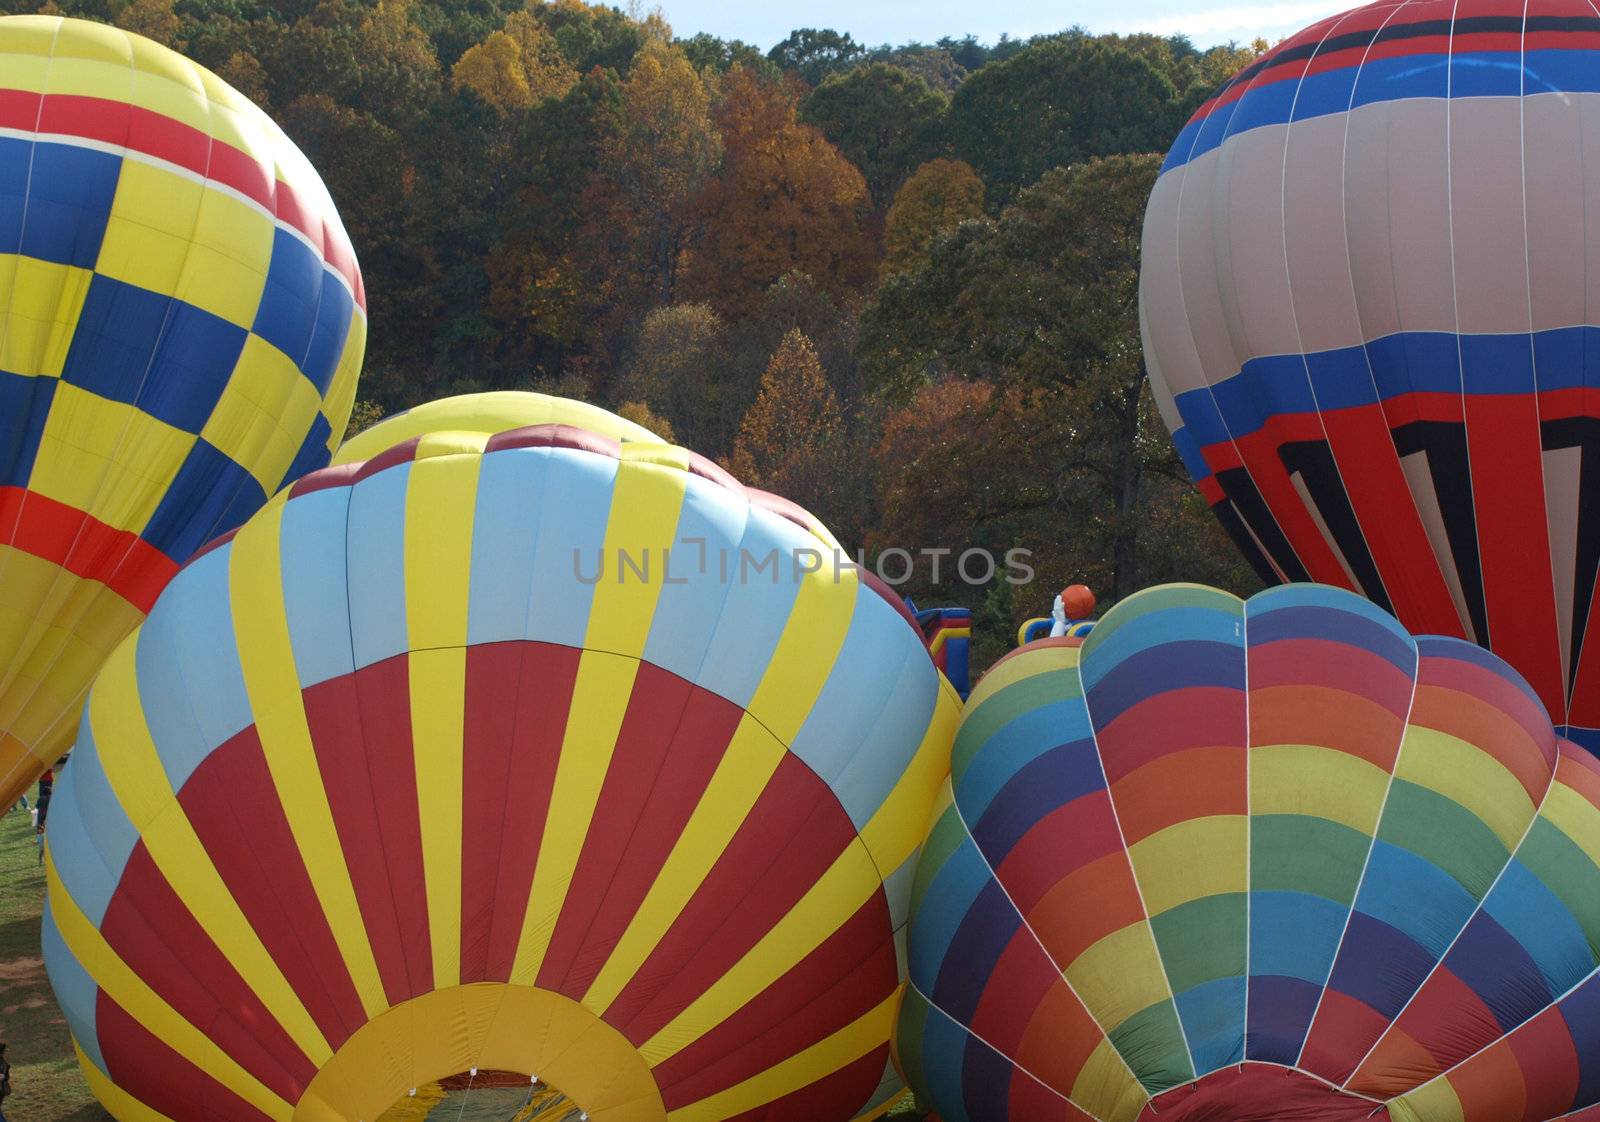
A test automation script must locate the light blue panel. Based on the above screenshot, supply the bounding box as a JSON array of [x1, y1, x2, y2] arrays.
[[1356, 842, 1478, 959], [1249, 891, 1347, 984], [916, 994, 975, 1122], [691, 504, 810, 707], [883, 845, 920, 931], [279, 485, 355, 688], [41, 898, 106, 1075], [790, 587, 933, 820], [641, 474, 751, 682], [135, 545, 252, 793], [1080, 603, 1244, 692], [345, 460, 411, 670], [524, 449, 617, 650], [825, 632, 938, 828], [1484, 860, 1594, 995], [49, 728, 135, 925], [1176, 976, 1246, 1073], [954, 697, 1095, 824], [466, 445, 553, 646], [908, 835, 990, 995]]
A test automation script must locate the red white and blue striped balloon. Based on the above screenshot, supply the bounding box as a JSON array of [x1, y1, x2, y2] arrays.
[[1141, 0, 1600, 750]]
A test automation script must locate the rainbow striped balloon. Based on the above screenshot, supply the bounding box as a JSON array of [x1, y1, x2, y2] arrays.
[[900, 583, 1600, 1122], [43, 422, 959, 1122], [0, 15, 365, 807]]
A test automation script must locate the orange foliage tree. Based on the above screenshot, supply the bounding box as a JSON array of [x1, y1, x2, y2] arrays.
[[687, 68, 875, 318]]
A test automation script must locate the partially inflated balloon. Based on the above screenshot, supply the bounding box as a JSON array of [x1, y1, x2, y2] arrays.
[[901, 583, 1600, 1122], [335, 391, 659, 464], [0, 16, 365, 805], [1141, 0, 1600, 749], [45, 425, 956, 1122]]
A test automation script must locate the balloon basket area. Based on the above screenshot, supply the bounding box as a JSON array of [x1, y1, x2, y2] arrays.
[[375, 1072, 583, 1122]]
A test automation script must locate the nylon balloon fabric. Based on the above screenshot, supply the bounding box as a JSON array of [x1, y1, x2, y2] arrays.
[[1140, 0, 1600, 751], [898, 583, 1600, 1122], [0, 15, 366, 806], [42, 424, 958, 1122]]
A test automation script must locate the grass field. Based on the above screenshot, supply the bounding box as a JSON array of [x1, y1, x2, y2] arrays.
[[0, 802, 106, 1122]]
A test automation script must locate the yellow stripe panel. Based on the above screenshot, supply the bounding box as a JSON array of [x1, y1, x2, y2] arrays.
[[860, 683, 961, 875], [1543, 780, 1600, 867], [228, 497, 387, 1018], [0, 255, 89, 378], [1390, 1076, 1465, 1122], [665, 992, 897, 1122], [1126, 815, 1247, 915], [1065, 924, 1170, 1030], [1070, 1036, 1147, 1122], [403, 443, 482, 990], [411, 646, 466, 989], [87, 640, 332, 1064], [746, 564, 859, 745], [77, 1042, 179, 1122], [582, 714, 789, 1014], [1250, 745, 1390, 835], [510, 651, 639, 985], [1396, 727, 1536, 850], [641, 839, 883, 1064], [585, 456, 690, 659], [47, 854, 293, 1121], [967, 644, 1082, 709]]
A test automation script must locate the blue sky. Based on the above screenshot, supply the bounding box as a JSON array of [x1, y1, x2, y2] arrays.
[[658, 1, 1349, 50]]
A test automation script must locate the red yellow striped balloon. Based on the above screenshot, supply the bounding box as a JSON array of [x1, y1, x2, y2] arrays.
[[0, 15, 365, 807], [43, 420, 958, 1122]]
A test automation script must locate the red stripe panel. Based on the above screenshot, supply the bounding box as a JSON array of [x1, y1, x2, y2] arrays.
[[97, 993, 278, 1122], [654, 893, 896, 1108], [539, 664, 743, 998], [1008, 1068, 1098, 1122], [1094, 687, 1244, 787], [1505, 1003, 1580, 1122], [1230, 426, 1361, 592], [1109, 746, 1243, 845], [459, 640, 579, 983], [1300, 989, 1389, 1085], [177, 723, 366, 1048], [1321, 403, 1464, 637], [970, 924, 1099, 1084], [717, 1044, 888, 1122], [1464, 390, 1567, 724], [0, 486, 176, 611], [99, 844, 314, 1103], [1412, 656, 1557, 803], [305, 657, 431, 1004], [605, 753, 858, 1041], [1, 88, 366, 308]]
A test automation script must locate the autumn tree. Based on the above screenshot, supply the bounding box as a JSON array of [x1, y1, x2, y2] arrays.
[[729, 329, 857, 534], [616, 303, 747, 457], [801, 63, 947, 208], [860, 154, 1258, 601], [114, 0, 181, 47], [883, 158, 986, 275], [451, 12, 576, 114], [687, 68, 874, 318], [616, 400, 677, 442]]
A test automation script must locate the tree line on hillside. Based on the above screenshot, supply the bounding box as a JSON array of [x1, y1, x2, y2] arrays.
[[6, 0, 1267, 663]]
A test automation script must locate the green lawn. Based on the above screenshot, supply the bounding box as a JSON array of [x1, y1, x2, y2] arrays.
[[0, 802, 106, 1122]]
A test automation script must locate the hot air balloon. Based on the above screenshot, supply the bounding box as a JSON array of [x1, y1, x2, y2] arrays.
[[1140, 0, 1600, 750], [43, 423, 958, 1122], [899, 582, 1600, 1122], [0, 15, 365, 807], [336, 391, 660, 465]]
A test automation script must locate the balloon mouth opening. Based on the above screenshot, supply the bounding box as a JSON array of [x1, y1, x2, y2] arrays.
[[376, 1071, 585, 1122], [1138, 1063, 1389, 1121]]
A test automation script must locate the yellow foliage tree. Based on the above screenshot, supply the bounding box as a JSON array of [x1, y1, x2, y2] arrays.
[[452, 14, 576, 115], [115, 0, 182, 47], [616, 400, 677, 443], [883, 158, 987, 275]]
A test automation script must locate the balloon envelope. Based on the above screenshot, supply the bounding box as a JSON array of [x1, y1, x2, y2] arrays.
[[0, 16, 365, 805], [44, 424, 957, 1122], [1141, 0, 1600, 749], [900, 583, 1600, 1122]]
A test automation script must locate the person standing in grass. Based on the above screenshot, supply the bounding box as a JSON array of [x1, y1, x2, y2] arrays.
[[0, 1040, 12, 1122]]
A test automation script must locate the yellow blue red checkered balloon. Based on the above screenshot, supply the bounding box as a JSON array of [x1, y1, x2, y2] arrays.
[[0, 15, 366, 807]]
